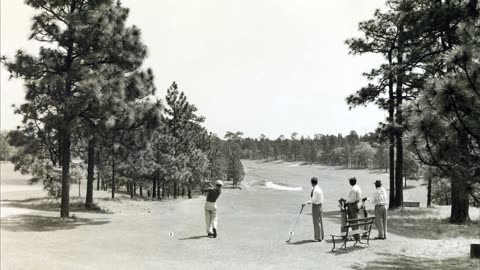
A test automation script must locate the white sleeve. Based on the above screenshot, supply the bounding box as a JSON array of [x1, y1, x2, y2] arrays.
[[371, 191, 378, 205], [312, 189, 320, 204]]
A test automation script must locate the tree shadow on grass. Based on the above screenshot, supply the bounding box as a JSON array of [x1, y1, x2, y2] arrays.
[[387, 208, 480, 240], [363, 252, 480, 270], [387, 216, 479, 240], [368, 170, 389, 174], [1, 197, 112, 214], [402, 185, 417, 190], [0, 214, 110, 232], [330, 245, 367, 256]]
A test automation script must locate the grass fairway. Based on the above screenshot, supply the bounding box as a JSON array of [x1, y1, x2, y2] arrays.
[[1, 161, 479, 270]]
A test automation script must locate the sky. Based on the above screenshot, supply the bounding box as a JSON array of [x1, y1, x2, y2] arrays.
[[1, 0, 387, 139]]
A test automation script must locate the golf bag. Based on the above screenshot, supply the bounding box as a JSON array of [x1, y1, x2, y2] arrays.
[[338, 198, 347, 233], [360, 197, 368, 237]]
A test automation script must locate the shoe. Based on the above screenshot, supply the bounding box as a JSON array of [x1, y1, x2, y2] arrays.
[[207, 233, 213, 237], [313, 239, 322, 242], [374, 237, 385, 240], [213, 228, 217, 238]]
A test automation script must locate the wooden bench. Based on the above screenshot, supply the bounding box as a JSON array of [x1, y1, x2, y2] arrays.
[[403, 201, 420, 207], [330, 216, 375, 252]]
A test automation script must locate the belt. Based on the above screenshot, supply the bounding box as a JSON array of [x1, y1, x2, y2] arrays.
[[375, 204, 386, 207]]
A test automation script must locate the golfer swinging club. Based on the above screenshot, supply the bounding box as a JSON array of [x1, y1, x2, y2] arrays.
[[302, 177, 325, 242], [203, 180, 223, 238]]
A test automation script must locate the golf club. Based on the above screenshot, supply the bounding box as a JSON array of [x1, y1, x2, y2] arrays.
[[286, 204, 305, 243]]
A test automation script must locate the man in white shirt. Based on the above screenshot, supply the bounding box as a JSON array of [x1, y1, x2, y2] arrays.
[[345, 177, 362, 240], [302, 177, 325, 241], [371, 180, 387, 239]]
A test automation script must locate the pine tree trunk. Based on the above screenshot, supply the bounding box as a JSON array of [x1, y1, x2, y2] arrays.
[[139, 185, 143, 197], [111, 159, 116, 199], [427, 175, 432, 207], [394, 26, 405, 209], [134, 183, 137, 196], [450, 131, 471, 223], [59, 2, 77, 218], [158, 179, 161, 200], [60, 128, 71, 218], [97, 171, 101, 191], [174, 181, 178, 199], [152, 178, 157, 198], [85, 137, 95, 208], [130, 182, 134, 198], [450, 175, 470, 223], [161, 181, 165, 199], [388, 51, 396, 210]]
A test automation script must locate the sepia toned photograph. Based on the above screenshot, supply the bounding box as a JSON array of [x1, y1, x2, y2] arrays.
[[1, 0, 480, 269]]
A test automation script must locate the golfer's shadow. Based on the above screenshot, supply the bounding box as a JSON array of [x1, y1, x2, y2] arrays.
[[288, 240, 318, 245], [178, 235, 209, 240]]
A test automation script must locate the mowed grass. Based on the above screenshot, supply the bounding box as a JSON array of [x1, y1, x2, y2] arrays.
[[387, 206, 480, 240], [1, 160, 479, 270]]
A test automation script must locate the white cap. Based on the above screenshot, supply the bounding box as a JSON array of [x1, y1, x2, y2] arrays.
[[215, 180, 224, 186]]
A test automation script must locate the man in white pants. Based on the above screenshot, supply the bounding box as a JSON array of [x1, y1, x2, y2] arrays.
[[302, 177, 325, 241], [371, 180, 387, 239], [203, 180, 223, 238]]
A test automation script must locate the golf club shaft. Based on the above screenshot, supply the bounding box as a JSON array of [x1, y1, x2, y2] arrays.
[[287, 205, 304, 242]]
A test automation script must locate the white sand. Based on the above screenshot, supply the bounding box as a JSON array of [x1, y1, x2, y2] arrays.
[[264, 181, 303, 191]]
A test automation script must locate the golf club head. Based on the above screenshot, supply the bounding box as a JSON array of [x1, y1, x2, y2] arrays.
[[286, 231, 294, 243]]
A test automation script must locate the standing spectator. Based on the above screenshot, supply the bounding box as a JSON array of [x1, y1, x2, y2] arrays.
[[302, 177, 325, 241], [371, 180, 387, 239]]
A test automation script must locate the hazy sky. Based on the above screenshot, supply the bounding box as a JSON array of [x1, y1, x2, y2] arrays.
[[1, 0, 387, 138]]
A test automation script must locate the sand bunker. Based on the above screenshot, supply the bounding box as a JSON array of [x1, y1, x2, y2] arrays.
[[286, 164, 300, 167], [264, 181, 303, 191]]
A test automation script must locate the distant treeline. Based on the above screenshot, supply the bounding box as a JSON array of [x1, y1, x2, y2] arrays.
[[225, 130, 420, 182]]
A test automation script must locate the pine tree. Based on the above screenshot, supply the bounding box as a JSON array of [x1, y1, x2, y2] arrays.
[[2, 0, 155, 217], [409, 17, 480, 223], [163, 82, 207, 198]]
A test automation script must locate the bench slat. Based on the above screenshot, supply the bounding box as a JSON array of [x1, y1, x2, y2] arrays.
[[403, 201, 420, 207], [331, 229, 369, 237], [346, 217, 375, 222], [349, 229, 369, 235], [344, 221, 374, 228]]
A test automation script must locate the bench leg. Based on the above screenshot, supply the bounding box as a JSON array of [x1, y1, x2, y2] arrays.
[[366, 225, 372, 247], [331, 236, 336, 252], [341, 237, 348, 252], [353, 238, 364, 247]]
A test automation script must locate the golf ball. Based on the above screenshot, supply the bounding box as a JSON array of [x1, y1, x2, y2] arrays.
[[288, 231, 294, 236], [168, 232, 174, 237]]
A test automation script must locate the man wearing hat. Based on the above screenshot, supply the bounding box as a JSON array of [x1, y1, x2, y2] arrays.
[[302, 177, 325, 241], [371, 180, 387, 239], [203, 180, 223, 238]]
